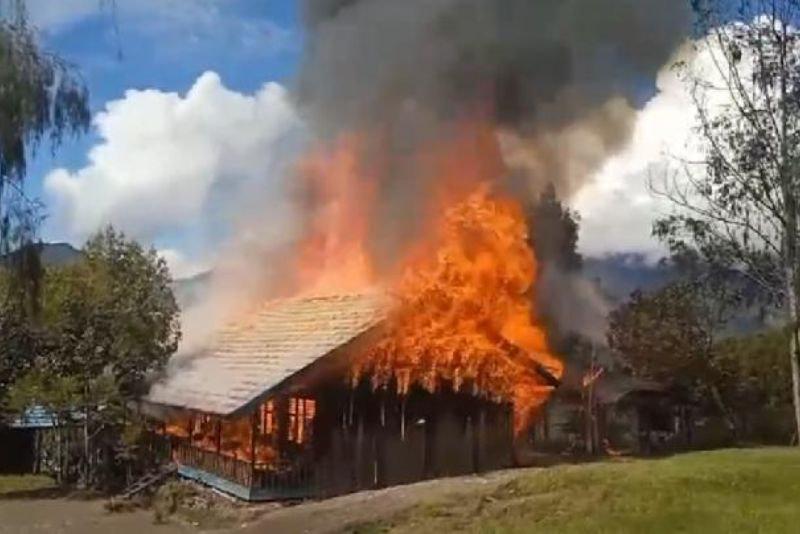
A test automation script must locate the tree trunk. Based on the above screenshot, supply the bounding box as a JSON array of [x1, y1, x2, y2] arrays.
[[788, 301, 800, 443], [710, 385, 737, 441], [83, 406, 90, 487], [781, 190, 800, 443], [56, 425, 63, 485], [82, 382, 92, 487], [777, 15, 800, 446]]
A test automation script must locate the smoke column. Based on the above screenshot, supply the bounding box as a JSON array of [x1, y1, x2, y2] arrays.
[[179, 0, 691, 355], [295, 0, 691, 266]]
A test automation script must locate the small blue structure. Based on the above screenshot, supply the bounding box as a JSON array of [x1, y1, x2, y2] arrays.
[[1, 406, 55, 474], [9, 405, 59, 429], [1, 405, 81, 475]]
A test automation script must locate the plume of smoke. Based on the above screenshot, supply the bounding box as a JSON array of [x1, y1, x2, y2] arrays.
[[538, 263, 610, 345], [296, 0, 691, 261], [177, 0, 691, 357], [177, 125, 307, 355]]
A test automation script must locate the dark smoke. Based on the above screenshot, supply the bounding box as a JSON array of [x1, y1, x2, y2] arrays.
[[298, 0, 689, 145], [295, 0, 691, 269]]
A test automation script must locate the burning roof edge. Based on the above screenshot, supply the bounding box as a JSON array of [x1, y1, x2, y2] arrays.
[[142, 290, 564, 418]]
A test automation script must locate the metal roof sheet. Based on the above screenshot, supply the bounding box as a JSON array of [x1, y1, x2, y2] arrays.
[[145, 292, 387, 415], [8, 405, 57, 428]]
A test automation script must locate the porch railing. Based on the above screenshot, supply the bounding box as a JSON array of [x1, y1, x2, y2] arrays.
[[171, 439, 314, 496]]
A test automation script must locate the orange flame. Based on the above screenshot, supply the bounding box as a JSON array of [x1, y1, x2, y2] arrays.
[[295, 120, 563, 433], [361, 185, 562, 431], [293, 135, 377, 296]]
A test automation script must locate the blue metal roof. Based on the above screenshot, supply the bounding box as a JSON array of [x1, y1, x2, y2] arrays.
[[9, 405, 57, 429]]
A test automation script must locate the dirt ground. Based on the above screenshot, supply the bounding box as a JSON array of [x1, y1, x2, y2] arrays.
[[0, 497, 190, 534], [238, 469, 522, 534], [0, 469, 523, 534]]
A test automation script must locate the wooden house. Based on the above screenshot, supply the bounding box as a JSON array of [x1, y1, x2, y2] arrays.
[[143, 293, 537, 501]]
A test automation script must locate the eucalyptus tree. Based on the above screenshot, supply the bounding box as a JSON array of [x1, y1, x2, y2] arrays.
[[654, 0, 800, 440]]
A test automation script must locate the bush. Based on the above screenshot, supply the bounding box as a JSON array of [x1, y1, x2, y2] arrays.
[[152, 481, 195, 524]]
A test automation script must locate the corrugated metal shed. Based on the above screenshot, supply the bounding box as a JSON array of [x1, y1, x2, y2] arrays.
[[146, 292, 388, 415], [8, 405, 57, 428]]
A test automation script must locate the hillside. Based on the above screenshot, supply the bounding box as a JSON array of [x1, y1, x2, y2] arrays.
[[583, 253, 674, 303], [1, 242, 82, 268]]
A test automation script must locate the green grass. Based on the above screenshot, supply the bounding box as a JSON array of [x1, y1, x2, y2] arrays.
[[0, 474, 56, 495], [354, 448, 800, 534]]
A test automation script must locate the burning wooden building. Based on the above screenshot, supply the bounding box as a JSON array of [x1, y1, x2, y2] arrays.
[[144, 291, 558, 501]]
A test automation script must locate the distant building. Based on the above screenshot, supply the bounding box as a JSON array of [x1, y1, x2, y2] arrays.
[[529, 364, 691, 456]]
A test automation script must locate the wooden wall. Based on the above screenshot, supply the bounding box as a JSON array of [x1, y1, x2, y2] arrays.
[[310, 380, 514, 498]]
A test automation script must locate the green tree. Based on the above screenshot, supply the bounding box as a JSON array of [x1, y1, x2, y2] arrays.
[[653, 0, 800, 440], [715, 328, 793, 411], [0, 11, 90, 253], [528, 183, 582, 271], [607, 284, 713, 391], [5, 227, 180, 486], [83, 227, 181, 395], [0, 296, 38, 396], [0, 6, 91, 397], [607, 281, 743, 436]]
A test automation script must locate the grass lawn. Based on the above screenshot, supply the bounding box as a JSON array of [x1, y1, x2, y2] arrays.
[[0, 474, 56, 496], [353, 448, 800, 534]]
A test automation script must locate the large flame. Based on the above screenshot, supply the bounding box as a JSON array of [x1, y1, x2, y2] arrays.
[[295, 120, 563, 433], [293, 134, 377, 296]]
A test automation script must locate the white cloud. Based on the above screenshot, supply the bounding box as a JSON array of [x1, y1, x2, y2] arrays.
[[45, 71, 303, 242], [572, 18, 779, 260], [571, 43, 701, 260]]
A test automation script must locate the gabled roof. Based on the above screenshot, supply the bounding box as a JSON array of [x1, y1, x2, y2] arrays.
[[145, 292, 387, 416]]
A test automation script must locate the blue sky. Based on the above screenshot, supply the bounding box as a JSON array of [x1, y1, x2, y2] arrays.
[[21, 0, 303, 276]]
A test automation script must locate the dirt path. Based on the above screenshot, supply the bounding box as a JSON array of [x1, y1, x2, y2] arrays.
[[0, 469, 527, 534], [238, 469, 525, 534], [0, 498, 190, 534]]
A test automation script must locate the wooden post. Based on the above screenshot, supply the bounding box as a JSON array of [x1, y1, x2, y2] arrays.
[[423, 393, 436, 478], [188, 413, 195, 447], [250, 411, 258, 488], [585, 345, 597, 455], [400, 396, 407, 441], [471, 398, 481, 473], [543, 402, 550, 442], [355, 411, 364, 489], [34, 430, 41, 474]]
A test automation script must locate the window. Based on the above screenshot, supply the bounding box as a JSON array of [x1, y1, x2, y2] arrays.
[[259, 400, 276, 435], [288, 397, 316, 444]]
